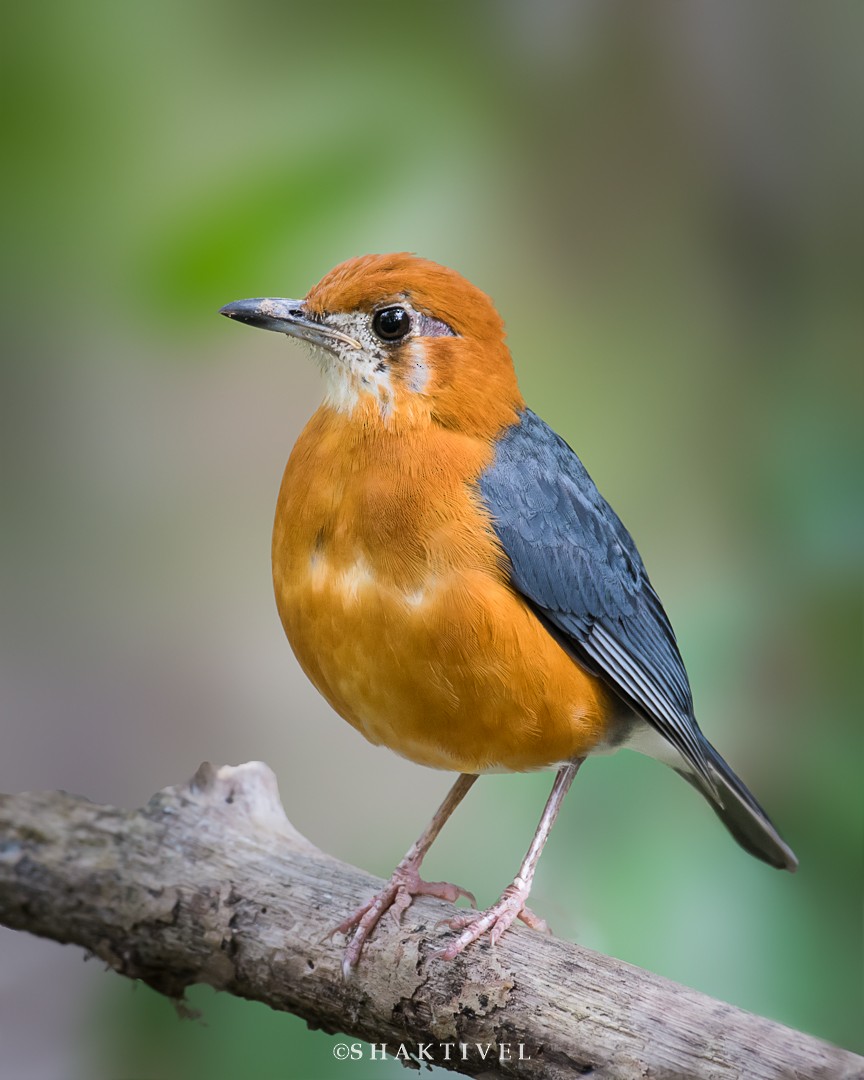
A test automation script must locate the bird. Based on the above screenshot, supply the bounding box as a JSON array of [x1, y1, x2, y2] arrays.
[[220, 253, 797, 975]]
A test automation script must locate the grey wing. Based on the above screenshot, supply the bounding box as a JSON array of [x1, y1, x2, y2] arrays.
[[478, 409, 711, 783]]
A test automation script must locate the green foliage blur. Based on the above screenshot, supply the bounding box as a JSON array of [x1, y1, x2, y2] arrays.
[[1, 2, 861, 1077]]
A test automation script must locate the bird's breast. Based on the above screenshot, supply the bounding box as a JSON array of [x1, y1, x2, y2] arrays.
[[272, 407, 615, 772]]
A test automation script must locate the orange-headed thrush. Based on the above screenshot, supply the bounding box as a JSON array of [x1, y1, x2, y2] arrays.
[[220, 253, 797, 974]]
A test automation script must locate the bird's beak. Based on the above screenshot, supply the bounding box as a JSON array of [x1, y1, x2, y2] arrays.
[[219, 297, 362, 350]]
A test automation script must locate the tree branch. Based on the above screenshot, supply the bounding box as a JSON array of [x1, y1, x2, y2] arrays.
[[0, 762, 858, 1080]]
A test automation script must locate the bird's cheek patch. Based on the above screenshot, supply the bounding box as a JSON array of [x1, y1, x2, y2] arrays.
[[403, 340, 431, 394]]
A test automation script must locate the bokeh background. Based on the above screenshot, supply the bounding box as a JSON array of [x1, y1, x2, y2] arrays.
[[1, 3, 862, 1078]]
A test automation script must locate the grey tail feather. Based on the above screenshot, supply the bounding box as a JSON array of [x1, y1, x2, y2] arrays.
[[676, 738, 798, 872]]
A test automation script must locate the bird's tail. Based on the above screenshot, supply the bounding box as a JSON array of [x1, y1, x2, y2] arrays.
[[677, 739, 798, 872]]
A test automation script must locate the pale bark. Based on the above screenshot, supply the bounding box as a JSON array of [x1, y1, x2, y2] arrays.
[[0, 762, 859, 1080]]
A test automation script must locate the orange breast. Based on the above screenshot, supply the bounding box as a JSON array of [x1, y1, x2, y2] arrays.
[[272, 405, 616, 773]]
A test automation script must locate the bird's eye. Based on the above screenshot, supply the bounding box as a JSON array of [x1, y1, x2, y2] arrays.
[[372, 306, 411, 342]]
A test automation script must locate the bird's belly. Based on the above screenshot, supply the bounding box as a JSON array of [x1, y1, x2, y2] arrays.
[[274, 549, 614, 773]]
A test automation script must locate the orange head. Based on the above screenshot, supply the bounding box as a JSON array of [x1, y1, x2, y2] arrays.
[[220, 253, 524, 437]]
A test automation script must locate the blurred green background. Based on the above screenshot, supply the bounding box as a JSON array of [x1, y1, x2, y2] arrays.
[[1, 2, 861, 1077]]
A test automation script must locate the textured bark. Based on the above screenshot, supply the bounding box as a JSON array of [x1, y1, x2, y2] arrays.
[[0, 762, 859, 1080]]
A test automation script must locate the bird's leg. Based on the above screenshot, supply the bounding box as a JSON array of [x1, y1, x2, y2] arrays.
[[335, 773, 477, 976], [436, 759, 583, 961]]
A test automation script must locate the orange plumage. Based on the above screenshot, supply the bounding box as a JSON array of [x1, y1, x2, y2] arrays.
[[221, 252, 797, 974], [273, 253, 617, 773], [273, 403, 615, 774]]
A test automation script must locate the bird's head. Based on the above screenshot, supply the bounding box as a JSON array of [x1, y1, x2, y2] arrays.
[[220, 253, 524, 436]]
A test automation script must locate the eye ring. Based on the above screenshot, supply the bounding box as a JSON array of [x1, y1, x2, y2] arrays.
[[372, 306, 411, 342]]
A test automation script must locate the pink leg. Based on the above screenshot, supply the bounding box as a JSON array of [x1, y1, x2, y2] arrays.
[[335, 773, 477, 976], [436, 760, 583, 961]]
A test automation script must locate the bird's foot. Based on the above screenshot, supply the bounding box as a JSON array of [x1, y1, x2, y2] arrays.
[[333, 860, 475, 977], [433, 881, 550, 960]]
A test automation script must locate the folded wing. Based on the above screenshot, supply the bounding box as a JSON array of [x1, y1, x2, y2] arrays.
[[479, 408, 712, 783]]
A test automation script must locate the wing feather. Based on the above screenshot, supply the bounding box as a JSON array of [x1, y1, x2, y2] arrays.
[[479, 409, 711, 782]]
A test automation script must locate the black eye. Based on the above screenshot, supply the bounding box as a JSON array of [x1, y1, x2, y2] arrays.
[[372, 306, 411, 342]]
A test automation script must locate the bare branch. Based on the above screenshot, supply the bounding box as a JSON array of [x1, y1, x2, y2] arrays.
[[0, 762, 858, 1080]]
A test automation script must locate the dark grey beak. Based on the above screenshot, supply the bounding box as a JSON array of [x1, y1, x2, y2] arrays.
[[219, 297, 361, 350]]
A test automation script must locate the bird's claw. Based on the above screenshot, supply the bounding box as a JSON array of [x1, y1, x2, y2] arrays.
[[333, 863, 475, 977], [431, 884, 550, 960]]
